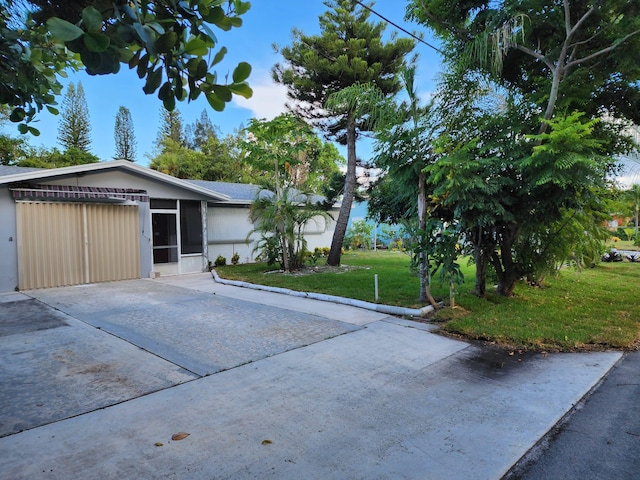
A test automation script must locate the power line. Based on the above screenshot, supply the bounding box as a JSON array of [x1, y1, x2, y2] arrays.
[[352, 0, 443, 54]]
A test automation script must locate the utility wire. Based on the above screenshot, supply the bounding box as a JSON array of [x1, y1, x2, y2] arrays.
[[352, 0, 443, 54]]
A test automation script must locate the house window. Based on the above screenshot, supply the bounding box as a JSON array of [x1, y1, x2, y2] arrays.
[[180, 200, 202, 254]]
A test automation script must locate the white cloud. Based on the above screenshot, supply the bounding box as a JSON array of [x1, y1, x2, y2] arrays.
[[233, 70, 288, 120], [418, 90, 436, 103]]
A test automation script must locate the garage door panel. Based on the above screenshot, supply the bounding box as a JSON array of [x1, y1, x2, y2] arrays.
[[86, 204, 140, 283], [17, 202, 140, 290], [17, 202, 85, 290]]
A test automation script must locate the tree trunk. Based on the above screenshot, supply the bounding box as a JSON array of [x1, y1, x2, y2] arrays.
[[279, 229, 290, 272], [417, 171, 437, 306], [473, 244, 488, 297], [469, 226, 494, 298], [449, 281, 455, 308], [493, 223, 520, 296], [327, 116, 357, 266], [494, 259, 519, 296]]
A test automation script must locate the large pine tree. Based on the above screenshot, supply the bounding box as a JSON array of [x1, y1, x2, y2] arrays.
[[186, 110, 219, 151], [58, 81, 92, 152], [113, 106, 136, 161], [273, 0, 414, 265], [155, 107, 186, 150]]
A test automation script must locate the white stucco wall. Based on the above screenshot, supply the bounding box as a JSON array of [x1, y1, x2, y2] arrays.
[[303, 210, 337, 252], [206, 205, 338, 265], [207, 205, 257, 264], [0, 187, 19, 292]]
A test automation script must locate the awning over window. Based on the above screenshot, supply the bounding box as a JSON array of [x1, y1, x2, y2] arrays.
[[10, 183, 149, 202]]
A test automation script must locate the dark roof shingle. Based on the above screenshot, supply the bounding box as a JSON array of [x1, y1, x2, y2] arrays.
[[0, 165, 45, 177]]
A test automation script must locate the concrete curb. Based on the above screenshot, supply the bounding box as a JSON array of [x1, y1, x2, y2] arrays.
[[210, 270, 435, 317]]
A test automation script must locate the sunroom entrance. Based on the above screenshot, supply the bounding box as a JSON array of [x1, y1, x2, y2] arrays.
[[151, 199, 206, 275]]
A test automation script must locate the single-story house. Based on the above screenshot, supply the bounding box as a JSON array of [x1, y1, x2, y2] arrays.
[[0, 160, 336, 292]]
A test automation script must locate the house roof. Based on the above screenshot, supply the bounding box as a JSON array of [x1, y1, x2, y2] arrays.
[[0, 162, 335, 207], [188, 179, 330, 206], [0, 160, 231, 201], [187, 180, 265, 202], [0, 165, 45, 176]]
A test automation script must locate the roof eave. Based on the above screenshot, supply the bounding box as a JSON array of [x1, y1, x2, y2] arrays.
[[0, 160, 232, 201]]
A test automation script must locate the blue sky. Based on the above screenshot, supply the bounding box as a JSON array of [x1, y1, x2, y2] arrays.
[[13, 0, 444, 165]]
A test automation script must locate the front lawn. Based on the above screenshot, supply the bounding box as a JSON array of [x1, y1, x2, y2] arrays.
[[215, 251, 640, 352]]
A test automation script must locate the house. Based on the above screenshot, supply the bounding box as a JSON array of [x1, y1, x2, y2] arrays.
[[0, 161, 336, 292]]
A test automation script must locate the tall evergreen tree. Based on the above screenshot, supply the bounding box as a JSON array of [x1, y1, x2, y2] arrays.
[[155, 107, 185, 151], [186, 110, 219, 151], [273, 0, 414, 265], [113, 106, 136, 161], [58, 81, 92, 152]]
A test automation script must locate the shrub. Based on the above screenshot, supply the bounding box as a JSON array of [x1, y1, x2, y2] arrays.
[[345, 220, 373, 250], [214, 255, 227, 267], [248, 186, 330, 272], [231, 252, 240, 265], [307, 248, 323, 265], [254, 235, 281, 267]]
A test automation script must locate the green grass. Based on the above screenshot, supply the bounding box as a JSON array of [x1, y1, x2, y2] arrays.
[[217, 251, 442, 308], [612, 239, 640, 251], [216, 251, 640, 352]]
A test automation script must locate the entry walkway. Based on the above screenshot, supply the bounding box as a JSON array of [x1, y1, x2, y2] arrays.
[[0, 274, 621, 479]]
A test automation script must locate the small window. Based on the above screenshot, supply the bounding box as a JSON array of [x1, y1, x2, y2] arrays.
[[150, 198, 177, 209], [180, 200, 202, 254]]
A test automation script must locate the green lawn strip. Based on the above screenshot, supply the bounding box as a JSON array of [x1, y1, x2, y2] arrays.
[[217, 251, 436, 307], [216, 251, 640, 351], [441, 264, 640, 351], [612, 240, 640, 252]]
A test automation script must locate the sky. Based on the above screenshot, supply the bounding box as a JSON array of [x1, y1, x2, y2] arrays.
[[6, 1, 639, 186], [10, 0, 444, 166]]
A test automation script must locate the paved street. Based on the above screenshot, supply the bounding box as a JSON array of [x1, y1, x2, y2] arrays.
[[506, 350, 640, 479]]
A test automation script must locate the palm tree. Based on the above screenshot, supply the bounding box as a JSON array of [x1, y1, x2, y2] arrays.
[[248, 186, 331, 272]]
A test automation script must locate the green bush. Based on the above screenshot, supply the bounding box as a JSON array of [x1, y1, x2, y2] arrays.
[[345, 220, 373, 250], [255, 235, 281, 267], [307, 248, 323, 265], [214, 255, 227, 267], [231, 252, 240, 265]]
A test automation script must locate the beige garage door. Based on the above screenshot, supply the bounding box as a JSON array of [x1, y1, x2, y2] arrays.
[[16, 201, 140, 290]]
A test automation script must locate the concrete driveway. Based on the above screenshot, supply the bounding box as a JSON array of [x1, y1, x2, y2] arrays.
[[0, 273, 622, 479]]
